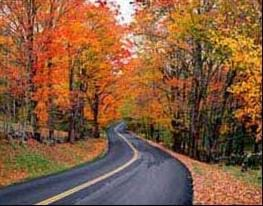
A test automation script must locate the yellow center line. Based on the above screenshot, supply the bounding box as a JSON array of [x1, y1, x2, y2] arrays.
[[35, 126, 139, 205]]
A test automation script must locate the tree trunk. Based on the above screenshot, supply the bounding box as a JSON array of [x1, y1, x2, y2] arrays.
[[171, 118, 182, 152], [254, 142, 259, 153], [47, 3, 56, 141], [239, 125, 245, 155], [150, 123, 154, 139], [189, 41, 203, 158], [172, 131, 182, 152], [78, 98, 85, 138], [156, 125, 160, 143], [68, 43, 75, 143], [92, 88, 100, 138], [25, 0, 38, 136], [68, 105, 77, 143], [225, 137, 233, 157], [211, 70, 236, 148]]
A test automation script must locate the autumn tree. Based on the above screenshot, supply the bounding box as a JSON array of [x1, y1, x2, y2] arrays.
[[0, 0, 128, 142], [128, 0, 262, 161], [0, 0, 40, 137]]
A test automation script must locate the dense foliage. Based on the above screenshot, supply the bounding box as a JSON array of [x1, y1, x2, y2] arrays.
[[0, 0, 261, 165], [0, 0, 129, 142], [122, 0, 262, 162]]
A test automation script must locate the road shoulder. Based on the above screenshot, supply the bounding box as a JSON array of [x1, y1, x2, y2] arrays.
[[0, 137, 108, 188]]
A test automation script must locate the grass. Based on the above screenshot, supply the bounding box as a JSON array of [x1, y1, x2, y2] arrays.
[[0, 137, 107, 187], [192, 163, 204, 175], [221, 165, 262, 188], [193, 161, 262, 188], [12, 152, 66, 178]]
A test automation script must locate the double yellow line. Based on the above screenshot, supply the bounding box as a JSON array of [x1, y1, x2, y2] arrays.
[[36, 126, 139, 205]]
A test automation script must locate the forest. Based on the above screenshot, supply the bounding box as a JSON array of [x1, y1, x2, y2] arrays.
[[0, 0, 262, 172], [123, 0, 262, 167], [0, 0, 130, 143]]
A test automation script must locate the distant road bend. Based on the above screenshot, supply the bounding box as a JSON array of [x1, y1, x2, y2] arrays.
[[0, 122, 193, 205]]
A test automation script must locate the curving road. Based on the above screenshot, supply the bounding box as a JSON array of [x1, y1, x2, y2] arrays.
[[0, 122, 193, 205]]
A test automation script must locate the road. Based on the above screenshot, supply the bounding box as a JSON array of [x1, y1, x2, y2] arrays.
[[0, 122, 193, 205]]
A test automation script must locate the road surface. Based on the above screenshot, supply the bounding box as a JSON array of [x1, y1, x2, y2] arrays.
[[0, 123, 193, 205]]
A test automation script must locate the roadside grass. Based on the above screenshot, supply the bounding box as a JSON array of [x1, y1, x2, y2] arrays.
[[192, 163, 204, 176], [192, 161, 262, 189], [173, 153, 262, 205], [9, 152, 66, 179], [220, 164, 262, 188], [0, 136, 107, 187]]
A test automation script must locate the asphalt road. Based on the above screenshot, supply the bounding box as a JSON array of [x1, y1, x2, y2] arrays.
[[0, 122, 193, 205]]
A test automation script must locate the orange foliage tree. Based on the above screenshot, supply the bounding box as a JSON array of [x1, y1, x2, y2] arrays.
[[126, 0, 262, 160], [0, 0, 129, 142]]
